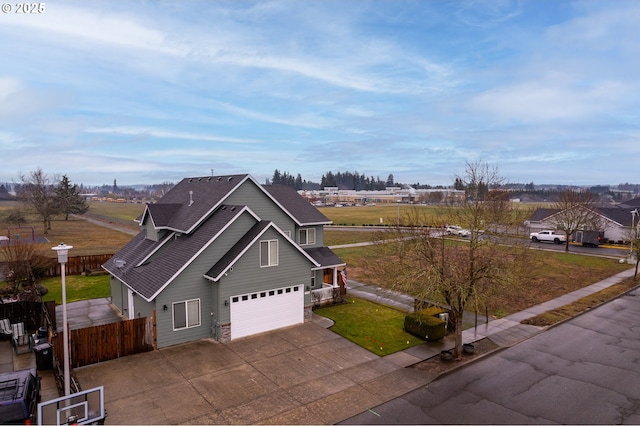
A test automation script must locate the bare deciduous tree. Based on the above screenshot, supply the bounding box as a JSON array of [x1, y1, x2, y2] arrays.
[[551, 189, 601, 252], [372, 161, 532, 359], [0, 240, 52, 301], [16, 168, 59, 234]]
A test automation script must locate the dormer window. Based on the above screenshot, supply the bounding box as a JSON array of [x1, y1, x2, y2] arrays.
[[299, 228, 316, 246]]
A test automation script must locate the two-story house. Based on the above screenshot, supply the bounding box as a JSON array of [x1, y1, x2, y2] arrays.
[[103, 174, 345, 348]]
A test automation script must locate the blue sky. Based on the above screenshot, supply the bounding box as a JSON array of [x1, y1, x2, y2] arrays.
[[1, 0, 639, 187]]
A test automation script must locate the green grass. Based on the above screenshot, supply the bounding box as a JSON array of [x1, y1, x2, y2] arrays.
[[314, 297, 426, 355], [320, 205, 445, 226], [87, 201, 145, 221], [38, 274, 111, 304]]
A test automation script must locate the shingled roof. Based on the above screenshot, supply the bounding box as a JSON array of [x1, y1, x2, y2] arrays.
[[104, 205, 251, 301], [528, 206, 637, 227], [304, 246, 345, 269], [262, 184, 331, 226], [144, 174, 251, 233]]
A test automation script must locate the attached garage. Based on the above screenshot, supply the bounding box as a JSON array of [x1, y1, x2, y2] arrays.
[[230, 284, 304, 339]]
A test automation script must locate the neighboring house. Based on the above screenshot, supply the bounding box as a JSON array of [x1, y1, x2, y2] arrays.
[[103, 174, 345, 347], [526, 199, 640, 243]]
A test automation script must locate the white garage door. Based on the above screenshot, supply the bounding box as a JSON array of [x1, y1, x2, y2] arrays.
[[230, 284, 304, 340]]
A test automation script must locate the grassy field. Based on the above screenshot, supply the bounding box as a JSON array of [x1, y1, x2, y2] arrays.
[[320, 205, 451, 226], [334, 243, 632, 318], [0, 201, 136, 257], [318, 203, 539, 227], [86, 201, 146, 220]]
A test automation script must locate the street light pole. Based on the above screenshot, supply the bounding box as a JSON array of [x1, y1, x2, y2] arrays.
[[52, 243, 73, 396], [632, 209, 639, 256]]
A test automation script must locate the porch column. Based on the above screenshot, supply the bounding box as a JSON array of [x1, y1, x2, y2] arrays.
[[333, 268, 338, 287]]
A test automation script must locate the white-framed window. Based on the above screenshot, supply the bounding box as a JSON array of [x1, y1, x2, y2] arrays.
[[173, 298, 201, 330], [260, 239, 278, 267], [299, 228, 316, 245]]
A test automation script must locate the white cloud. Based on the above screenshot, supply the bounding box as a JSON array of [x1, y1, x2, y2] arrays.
[[85, 127, 258, 144]]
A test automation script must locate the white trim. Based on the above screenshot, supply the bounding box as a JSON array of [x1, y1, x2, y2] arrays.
[[260, 239, 279, 267], [251, 176, 332, 227], [204, 221, 321, 282], [299, 228, 316, 245], [172, 298, 201, 331], [127, 288, 135, 319], [142, 206, 260, 302]]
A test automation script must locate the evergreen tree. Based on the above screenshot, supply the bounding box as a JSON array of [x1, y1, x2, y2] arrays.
[[55, 175, 89, 220]]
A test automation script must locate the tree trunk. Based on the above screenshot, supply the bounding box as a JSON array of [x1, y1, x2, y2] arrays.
[[42, 219, 48, 235], [454, 314, 463, 360]]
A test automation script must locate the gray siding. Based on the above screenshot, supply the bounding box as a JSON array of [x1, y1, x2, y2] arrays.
[[216, 227, 314, 324], [227, 181, 296, 234], [143, 218, 160, 241], [154, 211, 259, 348], [110, 276, 124, 313], [228, 180, 328, 247], [295, 224, 324, 247], [131, 297, 154, 319], [312, 269, 324, 290]]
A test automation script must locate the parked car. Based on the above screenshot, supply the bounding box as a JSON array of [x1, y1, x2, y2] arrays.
[[0, 368, 40, 425], [457, 228, 471, 237], [530, 230, 567, 244], [445, 225, 462, 235], [445, 225, 470, 237]]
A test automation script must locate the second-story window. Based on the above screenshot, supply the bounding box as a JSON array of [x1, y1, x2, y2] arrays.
[[260, 239, 278, 267], [299, 228, 316, 245]]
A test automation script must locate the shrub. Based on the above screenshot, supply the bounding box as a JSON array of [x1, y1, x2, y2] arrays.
[[404, 310, 446, 341]]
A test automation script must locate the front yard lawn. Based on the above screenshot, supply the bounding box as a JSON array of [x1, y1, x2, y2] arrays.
[[314, 297, 426, 355]]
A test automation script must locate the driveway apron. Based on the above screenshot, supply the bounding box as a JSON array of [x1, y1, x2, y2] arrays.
[[74, 322, 434, 424]]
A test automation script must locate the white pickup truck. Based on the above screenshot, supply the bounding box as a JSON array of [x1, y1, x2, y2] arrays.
[[530, 230, 566, 244]]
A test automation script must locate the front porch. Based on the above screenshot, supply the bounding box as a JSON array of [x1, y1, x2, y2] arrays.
[[311, 267, 346, 307]]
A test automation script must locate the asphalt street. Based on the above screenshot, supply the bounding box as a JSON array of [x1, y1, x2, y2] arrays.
[[343, 285, 640, 425]]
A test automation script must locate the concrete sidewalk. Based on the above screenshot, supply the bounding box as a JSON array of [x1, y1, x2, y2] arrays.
[[348, 267, 638, 366]]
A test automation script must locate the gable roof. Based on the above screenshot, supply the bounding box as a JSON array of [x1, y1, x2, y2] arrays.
[[145, 174, 251, 233], [104, 205, 253, 301], [142, 203, 182, 227], [528, 206, 637, 227], [204, 221, 319, 282], [142, 175, 331, 233], [595, 207, 636, 227], [527, 208, 560, 222], [262, 184, 331, 226]]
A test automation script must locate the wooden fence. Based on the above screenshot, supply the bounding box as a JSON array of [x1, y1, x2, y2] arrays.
[[46, 254, 114, 277], [0, 300, 53, 331], [53, 314, 156, 368]]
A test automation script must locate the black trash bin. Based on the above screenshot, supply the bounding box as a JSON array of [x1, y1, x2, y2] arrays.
[[34, 342, 53, 370]]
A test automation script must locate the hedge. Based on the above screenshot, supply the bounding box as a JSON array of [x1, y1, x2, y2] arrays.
[[404, 308, 446, 341]]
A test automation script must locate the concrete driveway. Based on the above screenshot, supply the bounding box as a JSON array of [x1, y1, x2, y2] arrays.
[[74, 322, 436, 424]]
